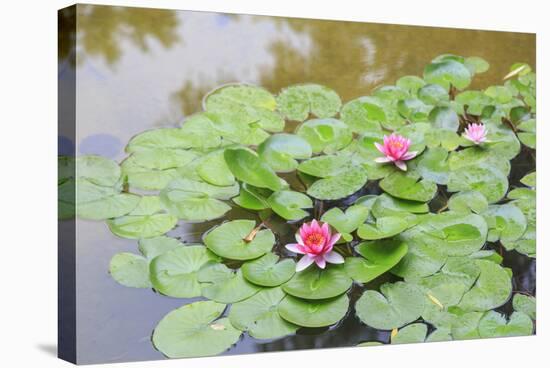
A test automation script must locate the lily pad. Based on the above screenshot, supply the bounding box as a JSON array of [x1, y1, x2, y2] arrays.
[[380, 172, 437, 202], [107, 213, 178, 239], [267, 190, 312, 220], [76, 155, 121, 187], [483, 204, 527, 242], [258, 134, 312, 172], [478, 311, 533, 338], [416, 147, 450, 185], [355, 281, 426, 330], [296, 118, 352, 154], [321, 205, 370, 241], [423, 59, 472, 90], [229, 287, 298, 339], [127, 128, 203, 152], [278, 293, 349, 328], [512, 294, 536, 320], [448, 191, 488, 214], [138, 236, 183, 260], [282, 265, 352, 300], [224, 147, 284, 191], [345, 239, 408, 283], [77, 191, 141, 220], [340, 96, 386, 133], [520, 172, 536, 187], [232, 184, 270, 210], [109, 253, 151, 288], [297, 155, 350, 178], [197, 149, 235, 186], [204, 220, 275, 260], [242, 253, 295, 287], [307, 166, 368, 200], [150, 245, 219, 298], [448, 164, 508, 203], [277, 84, 342, 121], [200, 266, 261, 303], [357, 217, 409, 240], [152, 301, 241, 358]]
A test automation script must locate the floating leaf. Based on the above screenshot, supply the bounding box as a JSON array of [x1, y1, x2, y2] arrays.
[[380, 172, 437, 202], [418, 84, 449, 105], [197, 149, 235, 186], [396, 75, 426, 94], [282, 265, 352, 300], [478, 311, 533, 338], [448, 191, 488, 214], [107, 213, 178, 239], [391, 323, 451, 344], [307, 166, 368, 200], [127, 128, 203, 153], [242, 253, 295, 287], [512, 294, 536, 320], [321, 205, 370, 240], [340, 96, 386, 133], [77, 191, 141, 220], [448, 164, 508, 204], [152, 301, 241, 358], [357, 217, 408, 240], [200, 266, 261, 303], [229, 287, 298, 339], [258, 134, 312, 172], [296, 118, 352, 154], [224, 147, 284, 191], [297, 155, 350, 178], [464, 56, 490, 74], [76, 155, 121, 187], [483, 204, 527, 242], [423, 59, 472, 90], [109, 253, 151, 288], [232, 184, 270, 210], [416, 147, 450, 185], [138, 236, 183, 260], [149, 245, 218, 298], [267, 190, 312, 220], [345, 239, 408, 283], [277, 84, 342, 121], [356, 282, 426, 330], [278, 294, 349, 328], [520, 172, 536, 187], [204, 220, 275, 260]]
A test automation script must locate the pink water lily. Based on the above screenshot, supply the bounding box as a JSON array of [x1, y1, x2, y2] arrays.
[[285, 220, 344, 272], [374, 133, 417, 171], [463, 123, 488, 145]]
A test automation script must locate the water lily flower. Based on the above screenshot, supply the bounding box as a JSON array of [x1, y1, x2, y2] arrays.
[[285, 220, 344, 272], [374, 133, 417, 171], [463, 123, 488, 145]]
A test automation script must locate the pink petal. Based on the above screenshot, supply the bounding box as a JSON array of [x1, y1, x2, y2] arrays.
[[310, 219, 320, 233], [327, 233, 341, 248], [324, 251, 345, 264], [402, 151, 417, 161], [286, 243, 305, 254], [374, 156, 392, 163], [395, 160, 407, 171], [314, 256, 326, 269], [295, 233, 304, 245], [296, 255, 315, 272], [374, 142, 387, 155]]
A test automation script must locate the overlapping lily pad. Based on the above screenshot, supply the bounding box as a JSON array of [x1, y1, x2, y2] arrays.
[[224, 147, 284, 191], [282, 265, 352, 300], [200, 265, 261, 303], [109, 252, 151, 288], [277, 84, 342, 121], [296, 118, 352, 154], [267, 190, 312, 220], [307, 166, 368, 200], [258, 134, 312, 172], [379, 172, 437, 202], [345, 239, 408, 283], [357, 217, 409, 240], [478, 311, 533, 338], [321, 205, 370, 241], [278, 293, 349, 328], [242, 253, 295, 287]]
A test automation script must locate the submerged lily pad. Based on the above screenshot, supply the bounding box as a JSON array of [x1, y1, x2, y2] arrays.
[[149, 245, 218, 298], [278, 294, 349, 328], [109, 253, 151, 288], [242, 253, 295, 287], [229, 287, 298, 339], [478, 311, 533, 338], [307, 166, 368, 200], [345, 239, 408, 283], [152, 301, 241, 358], [355, 281, 426, 330], [204, 220, 275, 260], [277, 84, 342, 121], [282, 265, 352, 300]]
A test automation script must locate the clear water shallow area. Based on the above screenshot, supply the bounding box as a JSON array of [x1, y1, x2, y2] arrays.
[[58, 5, 535, 363]]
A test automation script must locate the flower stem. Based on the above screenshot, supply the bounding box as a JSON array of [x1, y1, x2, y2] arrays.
[[244, 222, 265, 243]]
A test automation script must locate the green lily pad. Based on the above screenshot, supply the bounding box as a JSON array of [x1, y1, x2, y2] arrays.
[[278, 293, 349, 328], [416, 147, 450, 185], [138, 236, 183, 260], [179, 113, 223, 149], [457, 260, 512, 312], [197, 149, 235, 186], [321, 205, 370, 240], [77, 191, 141, 220], [464, 56, 490, 74], [512, 294, 536, 320], [277, 84, 342, 121], [282, 265, 352, 300], [107, 213, 178, 239], [423, 59, 472, 90], [204, 84, 284, 133], [478, 311, 533, 338], [229, 287, 298, 339], [267, 190, 312, 220], [372, 193, 429, 216], [200, 265, 261, 303], [340, 96, 386, 133], [128, 148, 198, 171], [232, 184, 270, 210], [307, 166, 368, 200], [520, 172, 536, 187], [128, 195, 163, 216], [483, 204, 527, 242], [204, 220, 275, 260], [448, 164, 508, 204], [397, 98, 431, 122], [242, 253, 295, 287], [296, 118, 352, 154], [448, 191, 488, 214], [120, 156, 184, 191], [127, 128, 203, 153], [297, 155, 350, 178], [152, 301, 241, 358], [396, 75, 426, 94], [418, 84, 449, 105], [357, 216, 409, 240], [76, 155, 121, 187], [150, 245, 219, 298], [380, 172, 437, 202], [224, 147, 283, 191], [391, 323, 428, 344], [109, 253, 151, 288], [257, 133, 312, 172], [344, 239, 408, 283], [355, 281, 426, 330]]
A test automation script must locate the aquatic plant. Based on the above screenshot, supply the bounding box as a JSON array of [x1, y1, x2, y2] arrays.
[[61, 54, 536, 358]]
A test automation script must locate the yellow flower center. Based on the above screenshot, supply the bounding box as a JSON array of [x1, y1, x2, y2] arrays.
[[305, 233, 325, 247]]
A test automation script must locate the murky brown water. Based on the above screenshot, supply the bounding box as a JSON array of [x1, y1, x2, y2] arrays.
[[58, 5, 535, 364]]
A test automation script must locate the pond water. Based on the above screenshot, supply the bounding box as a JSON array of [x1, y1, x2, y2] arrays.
[[58, 5, 536, 364]]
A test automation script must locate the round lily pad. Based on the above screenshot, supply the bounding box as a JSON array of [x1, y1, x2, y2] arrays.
[[448, 191, 488, 214], [204, 220, 275, 260], [340, 96, 386, 133], [512, 294, 536, 320], [307, 166, 368, 200], [149, 245, 219, 298], [109, 252, 151, 288], [391, 323, 428, 344], [242, 253, 295, 287], [296, 118, 352, 154], [224, 147, 284, 191], [478, 311, 533, 338], [278, 293, 349, 328], [258, 133, 312, 172], [416, 147, 450, 185], [267, 190, 312, 220], [423, 59, 472, 90], [345, 239, 408, 283], [277, 84, 342, 121], [152, 301, 241, 358], [107, 213, 178, 239], [197, 149, 235, 186], [448, 164, 508, 203], [482, 204, 527, 243], [232, 184, 270, 210], [380, 172, 437, 202], [355, 281, 426, 330], [282, 265, 352, 300], [77, 192, 141, 220], [357, 216, 409, 240], [229, 287, 298, 339], [321, 205, 370, 240], [138, 236, 183, 260], [200, 265, 261, 303], [297, 155, 350, 178], [76, 155, 121, 187]]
